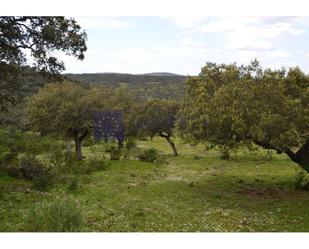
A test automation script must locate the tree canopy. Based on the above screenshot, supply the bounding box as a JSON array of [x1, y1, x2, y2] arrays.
[[0, 16, 87, 111], [26, 81, 98, 160], [127, 99, 179, 156], [26, 81, 137, 160], [177, 60, 309, 170]]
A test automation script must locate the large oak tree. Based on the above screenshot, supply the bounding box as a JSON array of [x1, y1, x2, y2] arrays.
[[26, 81, 98, 161], [177, 60, 309, 171]]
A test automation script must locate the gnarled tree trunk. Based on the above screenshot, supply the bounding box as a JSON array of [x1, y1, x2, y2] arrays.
[[165, 136, 178, 156], [285, 143, 309, 172], [255, 140, 309, 172], [159, 131, 178, 156]]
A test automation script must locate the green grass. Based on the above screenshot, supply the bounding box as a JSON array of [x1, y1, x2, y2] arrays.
[[1, 136, 309, 232]]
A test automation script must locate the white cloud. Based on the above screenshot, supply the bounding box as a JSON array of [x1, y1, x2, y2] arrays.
[[153, 37, 209, 57], [164, 16, 209, 28], [267, 50, 292, 58], [109, 37, 209, 63], [76, 17, 132, 29], [193, 17, 304, 51]]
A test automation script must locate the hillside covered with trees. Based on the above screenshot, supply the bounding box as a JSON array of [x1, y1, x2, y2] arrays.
[[64, 72, 187, 100]]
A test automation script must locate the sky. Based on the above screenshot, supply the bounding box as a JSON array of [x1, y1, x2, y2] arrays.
[[60, 16, 309, 75]]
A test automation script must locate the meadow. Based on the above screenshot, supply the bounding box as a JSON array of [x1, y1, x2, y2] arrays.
[[1, 136, 308, 232]]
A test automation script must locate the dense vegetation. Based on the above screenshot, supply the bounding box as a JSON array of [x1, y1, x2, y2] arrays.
[[177, 60, 309, 171], [0, 16, 87, 111], [65, 72, 186, 100]]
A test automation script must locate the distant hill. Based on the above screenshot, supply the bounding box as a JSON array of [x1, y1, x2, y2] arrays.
[[12, 72, 188, 101], [141, 72, 184, 77], [64, 72, 187, 100]]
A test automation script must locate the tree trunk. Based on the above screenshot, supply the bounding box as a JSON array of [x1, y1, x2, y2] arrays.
[[285, 143, 309, 172], [117, 139, 124, 150], [165, 136, 178, 156], [255, 140, 309, 172], [73, 130, 88, 161], [74, 137, 82, 161]]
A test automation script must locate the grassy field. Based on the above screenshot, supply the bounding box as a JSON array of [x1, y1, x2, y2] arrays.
[[1, 136, 309, 232]]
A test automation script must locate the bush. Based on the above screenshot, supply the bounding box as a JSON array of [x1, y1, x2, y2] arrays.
[[295, 170, 309, 191], [105, 144, 121, 160], [68, 177, 80, 192], [125, 138, 137, 151], [19, 156, 55, 191], [27, 197, 83, 232], [138, 148, 159, 163], [82, 137, 94, 147], [220, 149, 230, 160], [70, 160, 110, 174]]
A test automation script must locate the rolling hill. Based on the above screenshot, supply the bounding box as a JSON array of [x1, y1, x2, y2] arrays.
[[64, 72, 187, 99]]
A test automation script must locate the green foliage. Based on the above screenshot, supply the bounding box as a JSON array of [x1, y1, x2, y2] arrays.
[[295, 170, 309, 190], [104, 144, 122, 160], [127, 99, 179, 138], [178, 60, 309, 170], [26, 82, 137, 161], [0, 129, 65, 185], [68, 160, 109, 175], [125, 138, 137, 151], [19, 156, 54, 191], [65, 72, 186, 100], [82, 136, 95, 147], [220, 149, 230, 160], [68, 176, 81, 192], [26, 81, 100, 160], [2, 136, 309, 232], [27, 198, 83, 232], [0, 17, 87, 111], [138, 148, 160, 163], [127, 99, 179, 155]]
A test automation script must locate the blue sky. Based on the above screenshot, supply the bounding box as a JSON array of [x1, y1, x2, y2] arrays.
[[60, 16, 309, 75]]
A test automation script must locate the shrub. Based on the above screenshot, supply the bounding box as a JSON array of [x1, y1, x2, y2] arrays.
[[82, 137, 94, 147], [68, 177, 80, 192], [0, 141, 19, 176], [295, 170, 309, 191], [105, 144, 121, 160], [27, 198, 83, 232], [70, 160, 110, 174], [125, 138, 137, 151], [220, 149, 230, 160], [138, 148, 159, 163], [19, 156, 54, 191]]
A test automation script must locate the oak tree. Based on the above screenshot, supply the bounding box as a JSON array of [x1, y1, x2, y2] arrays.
[[177, 60, 309, 170]]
